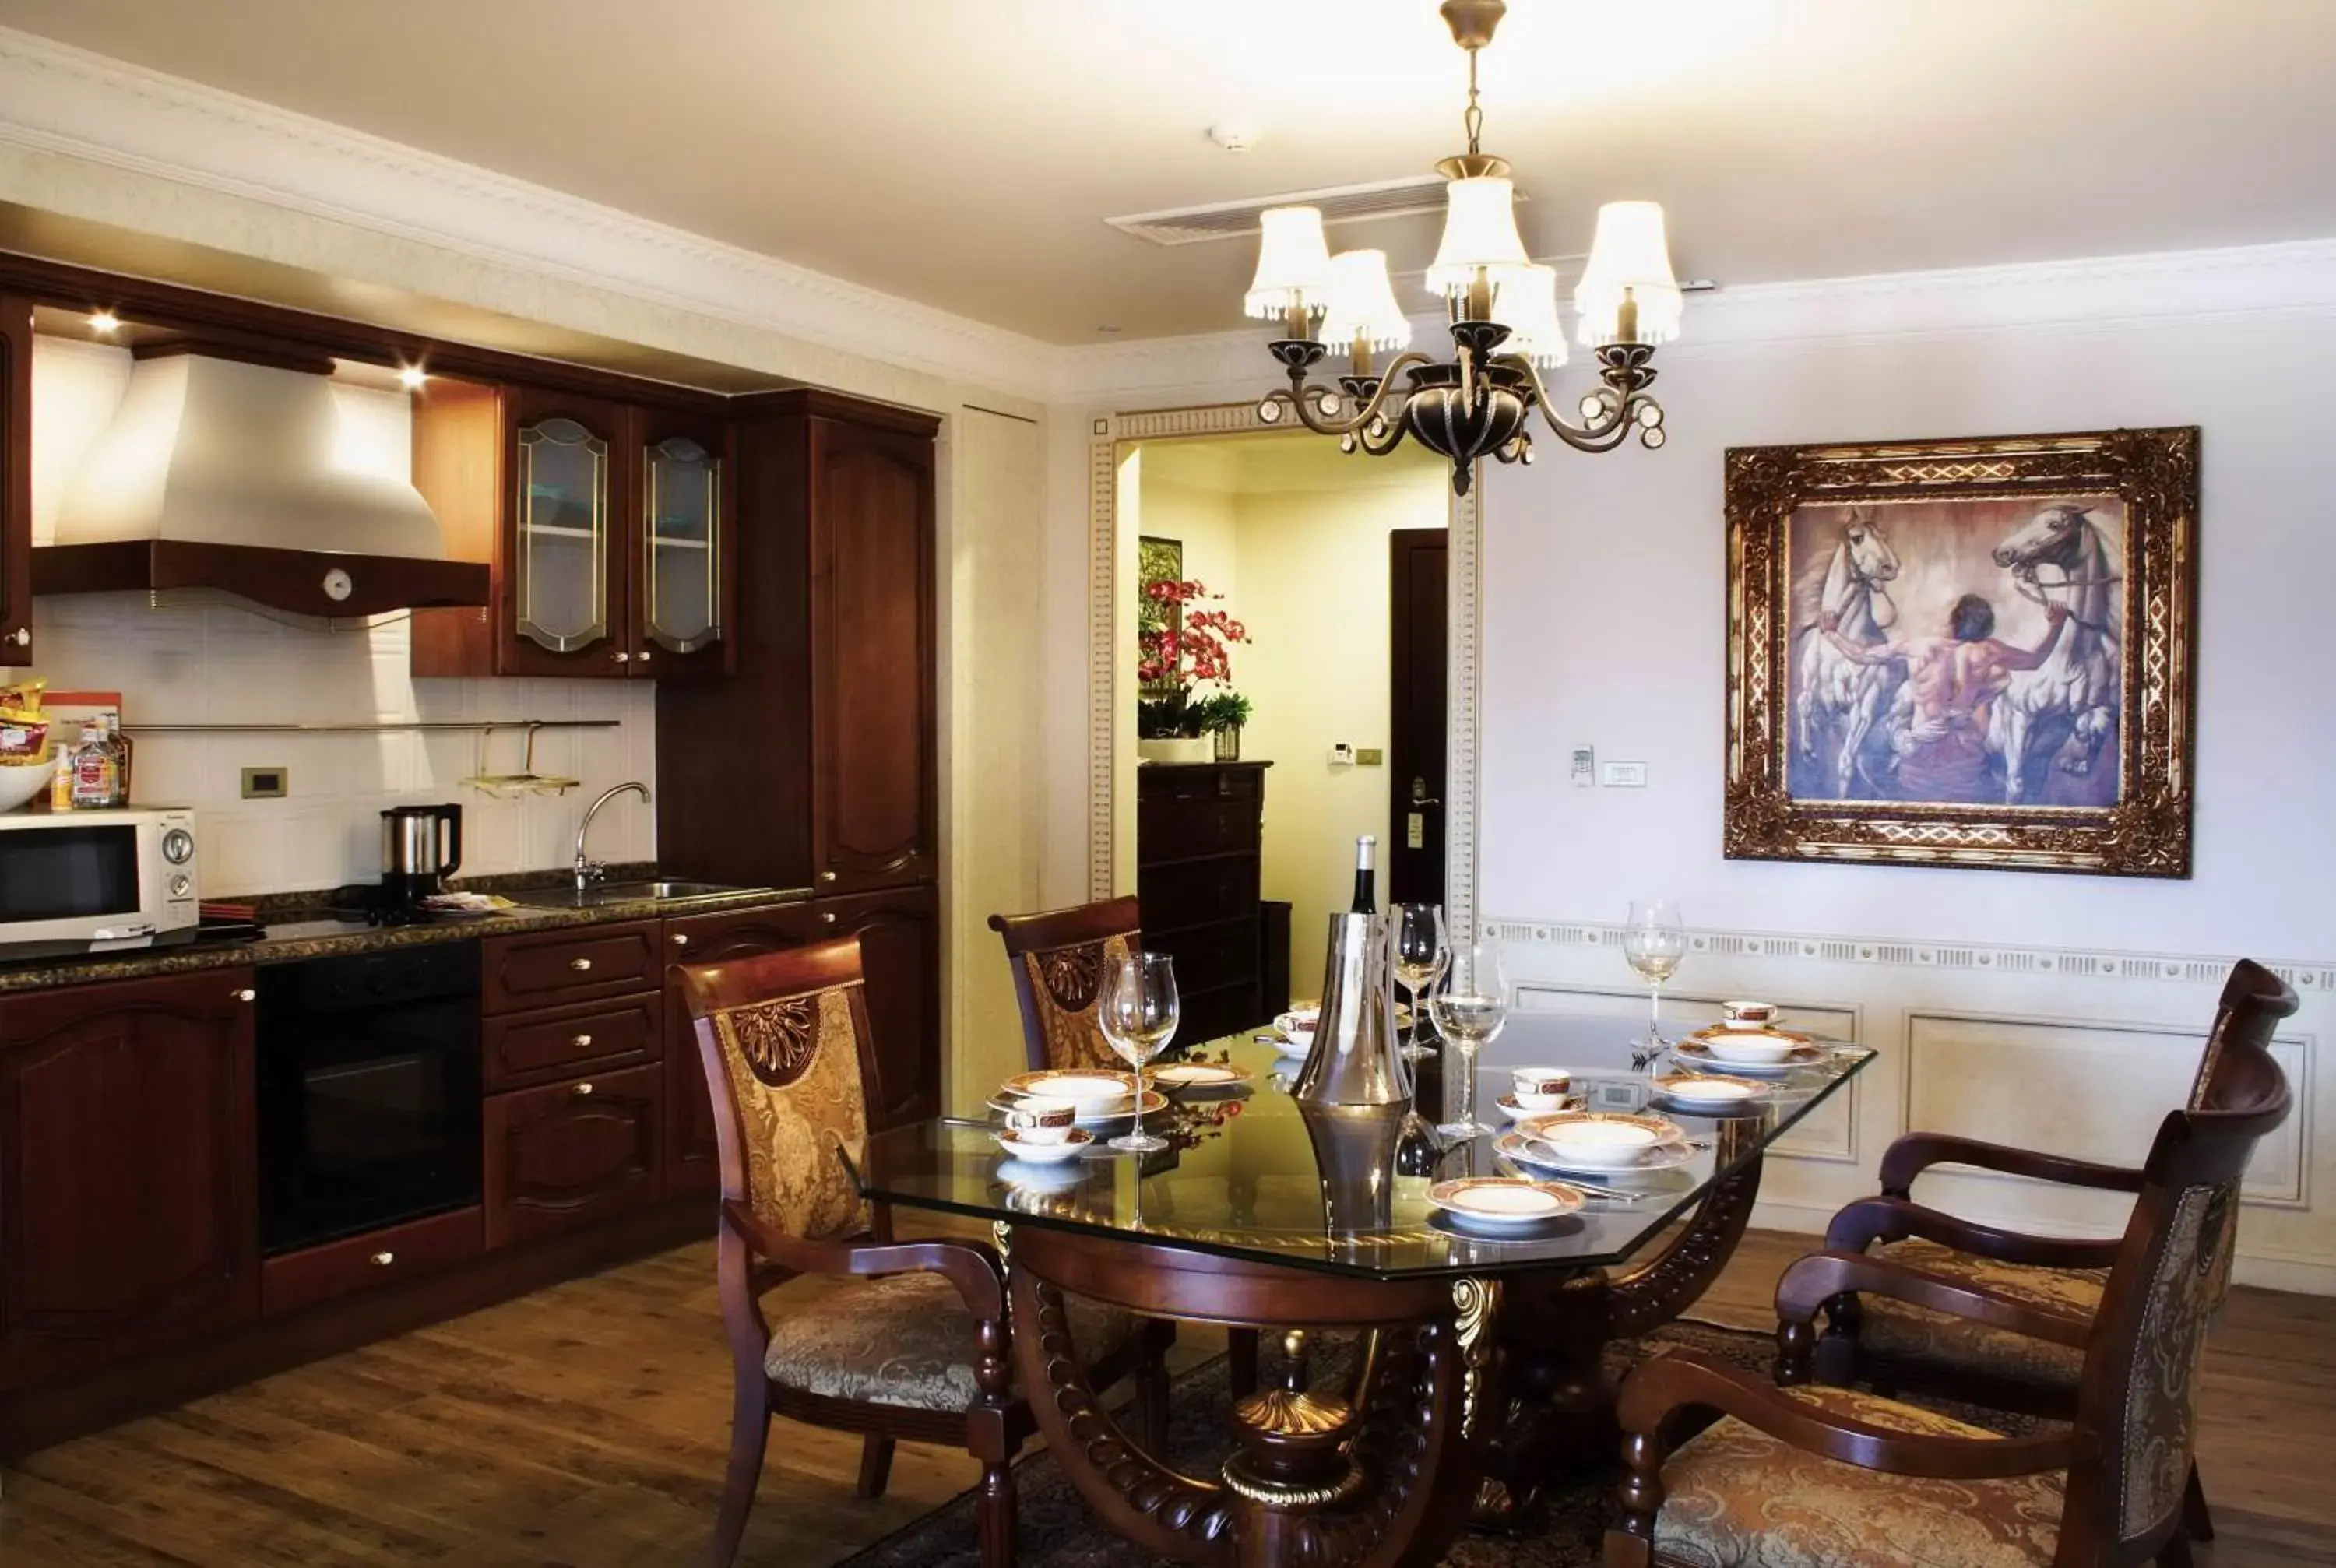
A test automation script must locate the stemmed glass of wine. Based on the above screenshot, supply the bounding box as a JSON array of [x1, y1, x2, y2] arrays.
[[1391, 902, 1449, 1064], [1429, 937, 1507, 1139], [1098, 951, 1179, 1153], [1621, 898, 1687, 1069]]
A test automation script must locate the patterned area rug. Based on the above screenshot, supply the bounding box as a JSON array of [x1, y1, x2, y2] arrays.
[[839, 1320, 1773, 1568]]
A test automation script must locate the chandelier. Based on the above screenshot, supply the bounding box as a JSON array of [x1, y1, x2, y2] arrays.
[[1244, 0, 1680, 495]]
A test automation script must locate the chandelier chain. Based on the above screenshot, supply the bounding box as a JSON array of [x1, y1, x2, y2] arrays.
[[1463, 47, 1483, 155]]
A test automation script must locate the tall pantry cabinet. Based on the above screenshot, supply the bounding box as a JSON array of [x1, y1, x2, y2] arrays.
[[656, 390, 942, 1140]]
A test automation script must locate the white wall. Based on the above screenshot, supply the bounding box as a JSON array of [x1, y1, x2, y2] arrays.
[[1140, 478, 1239, 610], [26, 336, 656, 895]]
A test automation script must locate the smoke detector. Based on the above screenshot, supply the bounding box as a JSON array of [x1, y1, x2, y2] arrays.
[[1208, 120, 1262, 154]]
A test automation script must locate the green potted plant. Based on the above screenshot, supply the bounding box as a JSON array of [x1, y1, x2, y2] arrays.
[[1136, 579, 1251, 764], [1193, 691, 1254, 761]]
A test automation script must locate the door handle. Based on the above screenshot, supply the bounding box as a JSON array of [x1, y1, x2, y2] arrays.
[[1409, 796, 1442, 807]]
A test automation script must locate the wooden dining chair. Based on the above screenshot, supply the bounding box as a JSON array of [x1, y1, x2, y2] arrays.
[[1603, 965, 2295, 1568], [988, 897, 1143, 1073], [680, 936, 1164, 1568], [1803, 959, 2285, 1542]]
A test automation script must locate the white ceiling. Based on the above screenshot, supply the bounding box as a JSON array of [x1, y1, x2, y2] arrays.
[[2, 0, 2334, 345]]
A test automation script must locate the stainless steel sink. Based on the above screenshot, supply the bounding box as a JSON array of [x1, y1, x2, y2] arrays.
[[517, 877, 762, 909]]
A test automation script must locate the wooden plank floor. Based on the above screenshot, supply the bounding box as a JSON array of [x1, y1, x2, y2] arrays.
[[2, 1230, 2330, 1566]]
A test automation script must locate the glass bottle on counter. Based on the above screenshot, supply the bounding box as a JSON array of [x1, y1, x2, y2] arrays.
[[65, 719, 128, 809]]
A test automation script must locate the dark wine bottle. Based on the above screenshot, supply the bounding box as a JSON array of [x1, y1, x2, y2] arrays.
[[1349, 834, 1377, 915]]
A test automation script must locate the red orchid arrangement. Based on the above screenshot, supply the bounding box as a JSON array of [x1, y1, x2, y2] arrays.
[[1136, 578, 1250, 688]]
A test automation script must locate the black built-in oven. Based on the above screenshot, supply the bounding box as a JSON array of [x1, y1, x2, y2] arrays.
[[255, 942, 483, 1255]]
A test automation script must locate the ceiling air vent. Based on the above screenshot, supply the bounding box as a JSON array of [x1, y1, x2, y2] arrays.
[[1107, 175, 1479, 247]]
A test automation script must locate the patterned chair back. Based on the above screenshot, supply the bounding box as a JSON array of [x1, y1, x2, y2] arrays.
[[989, 898, 1142, 1074], [2075, 958, 2293, 1556], [677, 937, 880, 1243], [2183, 960, 2287, 1312]]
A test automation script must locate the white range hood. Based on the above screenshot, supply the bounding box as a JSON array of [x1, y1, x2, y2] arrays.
[[53, 350, 448, 560]]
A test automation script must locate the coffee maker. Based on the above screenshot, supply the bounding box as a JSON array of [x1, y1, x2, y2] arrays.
[[380, 803, 463, 909]]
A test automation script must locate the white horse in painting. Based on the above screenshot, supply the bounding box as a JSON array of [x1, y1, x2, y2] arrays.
[[1988, 504, 2122, 803], [1794, 512, 1902, 798]]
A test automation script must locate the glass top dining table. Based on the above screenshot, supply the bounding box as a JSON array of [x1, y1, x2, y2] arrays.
[[850, 1012, 1875, 1283]]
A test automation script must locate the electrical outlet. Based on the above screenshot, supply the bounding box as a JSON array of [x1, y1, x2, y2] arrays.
[[241, 766, 288, 800], [1356, 747, 1384, 767], [1600, 761, 1648, 788]]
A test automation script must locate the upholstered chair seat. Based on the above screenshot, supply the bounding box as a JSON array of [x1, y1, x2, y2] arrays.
[[765, 1272, 1137, 1411], [1851, 1238, 2101, 1391], [1651, 1384, 2063, 1568]]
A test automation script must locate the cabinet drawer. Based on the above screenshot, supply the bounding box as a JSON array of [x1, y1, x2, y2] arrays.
[[484, 1063, 662, 1248], [1138, 854, 1260, 932], [484, 991, 662, 1091], [260, 1206, 484, 1319], [1138, 796, 1261, 860], [483, 922, 661, 1014]]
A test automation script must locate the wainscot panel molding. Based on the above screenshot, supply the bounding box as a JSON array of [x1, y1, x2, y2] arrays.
[[1494, 920, 2335, 1294], [0, 26, 1055, 399]]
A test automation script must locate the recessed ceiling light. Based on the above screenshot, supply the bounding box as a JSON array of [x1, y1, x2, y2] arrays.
[[87, 311, 120, 335], [396, 364, 429, 389]]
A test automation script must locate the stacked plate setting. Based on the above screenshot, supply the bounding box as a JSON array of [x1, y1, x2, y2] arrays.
[[1504, 1110, 1697, 1176]]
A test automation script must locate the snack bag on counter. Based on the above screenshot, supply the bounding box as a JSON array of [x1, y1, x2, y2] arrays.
[[0, 679, 50, 765]]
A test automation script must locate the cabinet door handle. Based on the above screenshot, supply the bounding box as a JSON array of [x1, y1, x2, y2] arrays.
[[636, 650, 653, 663], [570, 957, 593, 972], [234, 988, 256, 1002], [7, 628, 26, 648], [820, 912, 837, 926], [613, 650, 632, 663], [818, 870, 838, 884], [369, 1251, 396, 1268], [671, 933, 689, 947], [573, 1081, 596, 1096], [572, 1033, 594, 1049]]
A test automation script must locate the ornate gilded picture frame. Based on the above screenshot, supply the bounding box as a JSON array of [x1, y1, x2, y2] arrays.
[[1723, 427, 2198, 877]]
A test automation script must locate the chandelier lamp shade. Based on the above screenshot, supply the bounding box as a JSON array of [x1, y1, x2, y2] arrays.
[[1246, 0, 1679, 494]]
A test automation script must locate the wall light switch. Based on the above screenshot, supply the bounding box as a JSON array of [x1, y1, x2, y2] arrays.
[[1570, 745, 1595, 787], [1356, 747, 1384, 767], [241, 765, 288, 800], [1600, 761, 1648, 788], [1328, 743, 1356, 768]]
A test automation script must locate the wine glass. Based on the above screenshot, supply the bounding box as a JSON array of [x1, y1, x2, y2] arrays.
[[1391, 902, 1449, 1064], [1429, 937, 1507, 1139], [1621, 898, 1687, 1068], [1098, 951, 1179, 1153]]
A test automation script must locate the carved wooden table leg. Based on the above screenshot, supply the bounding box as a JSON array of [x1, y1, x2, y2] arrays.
[[1224, 1330, 1367, 1568], [1471, 1153, 1768, 1533]]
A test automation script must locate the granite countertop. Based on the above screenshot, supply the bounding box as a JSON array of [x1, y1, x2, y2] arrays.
[[0, 870, 814, 996]]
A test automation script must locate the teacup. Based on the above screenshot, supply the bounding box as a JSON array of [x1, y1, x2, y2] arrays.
[[1001, 1095, 1078, 1144], [1720, 999, 1778, 1030], [1510, 1067, 1573, 1109]]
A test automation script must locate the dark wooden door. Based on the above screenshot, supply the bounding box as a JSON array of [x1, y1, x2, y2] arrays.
[[633, 410, 736, 680], [0, 969, 259, 1387], [813, 885, 940, 1130], [663, 902, 821, 1196], [482, 1062, 661, 1249], [500, 385, 635, 678], [1388, 529, 1448, 906], [809, 417, 937, 894], [0, 294, 30, 666]]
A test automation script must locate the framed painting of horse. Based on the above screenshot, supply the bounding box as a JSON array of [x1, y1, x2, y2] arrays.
[[1723, 427, 2198, 877]]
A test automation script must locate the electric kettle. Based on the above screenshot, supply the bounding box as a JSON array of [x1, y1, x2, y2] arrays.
[[381, 803, 463, 906]]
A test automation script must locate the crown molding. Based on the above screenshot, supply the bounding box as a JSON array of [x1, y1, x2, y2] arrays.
[[0, 26, 1059, 398]]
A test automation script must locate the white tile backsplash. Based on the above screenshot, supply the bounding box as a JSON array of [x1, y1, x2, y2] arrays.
[[26, 592, 657, 896]]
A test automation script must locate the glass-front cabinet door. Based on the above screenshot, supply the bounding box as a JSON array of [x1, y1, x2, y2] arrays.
[[503, 390, 631, 676], [634, 417, 734, 677]]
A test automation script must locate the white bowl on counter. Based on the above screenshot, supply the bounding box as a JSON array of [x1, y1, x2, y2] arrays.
[[0, 754, 57, 813]]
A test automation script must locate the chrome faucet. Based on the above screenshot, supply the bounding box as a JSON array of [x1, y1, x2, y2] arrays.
[[574, 781, 651, 891]]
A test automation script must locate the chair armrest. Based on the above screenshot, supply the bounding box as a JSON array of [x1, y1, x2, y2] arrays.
[[1878, 1133, 2144, 1198], [719, 1199, 1005, 1320], [1617, 1349, 2077, 1481], [1825, 1196, 2124, 1271], [1775, 1249, 2089, 1348]]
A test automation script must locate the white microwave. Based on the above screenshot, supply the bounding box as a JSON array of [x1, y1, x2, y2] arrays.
[[0, 807, 200, 952]]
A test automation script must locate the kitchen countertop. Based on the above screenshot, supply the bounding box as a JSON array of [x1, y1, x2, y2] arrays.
[[0, 878, 814, 996]]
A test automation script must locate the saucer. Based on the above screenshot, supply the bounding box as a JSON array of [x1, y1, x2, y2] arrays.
[[993, 1127, 1095, 1164], [1649, 1073, 1767, 1108], [1152, 1060, 1253, 1091], [1495, 1092, 1585, 1122]]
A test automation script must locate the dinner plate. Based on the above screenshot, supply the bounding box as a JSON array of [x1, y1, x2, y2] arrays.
[[1649, 1072, 1767, 1108], [1673, 1035, 1824, 1074], [1001, 1068, 1140, 1107], [1515, 1111, 1684, 1171], [1426, 1176, 1584, 1229], [993, 1127, 1095, 1164], [1497, 1130, 1701, 1180], [1151, 1060, 1253, 1091], [988, 1087, 1169, 1123]]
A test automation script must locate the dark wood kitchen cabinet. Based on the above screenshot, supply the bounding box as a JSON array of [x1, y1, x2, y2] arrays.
[[812, 885, 941, 1130], [657, 390, 938, 895], [0, 293, 30, 666], [661, 902, 821, 1197], [482, 1061, 663, 1249], [410, 381, 734, 680], [0, 969, 258, 1388]]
